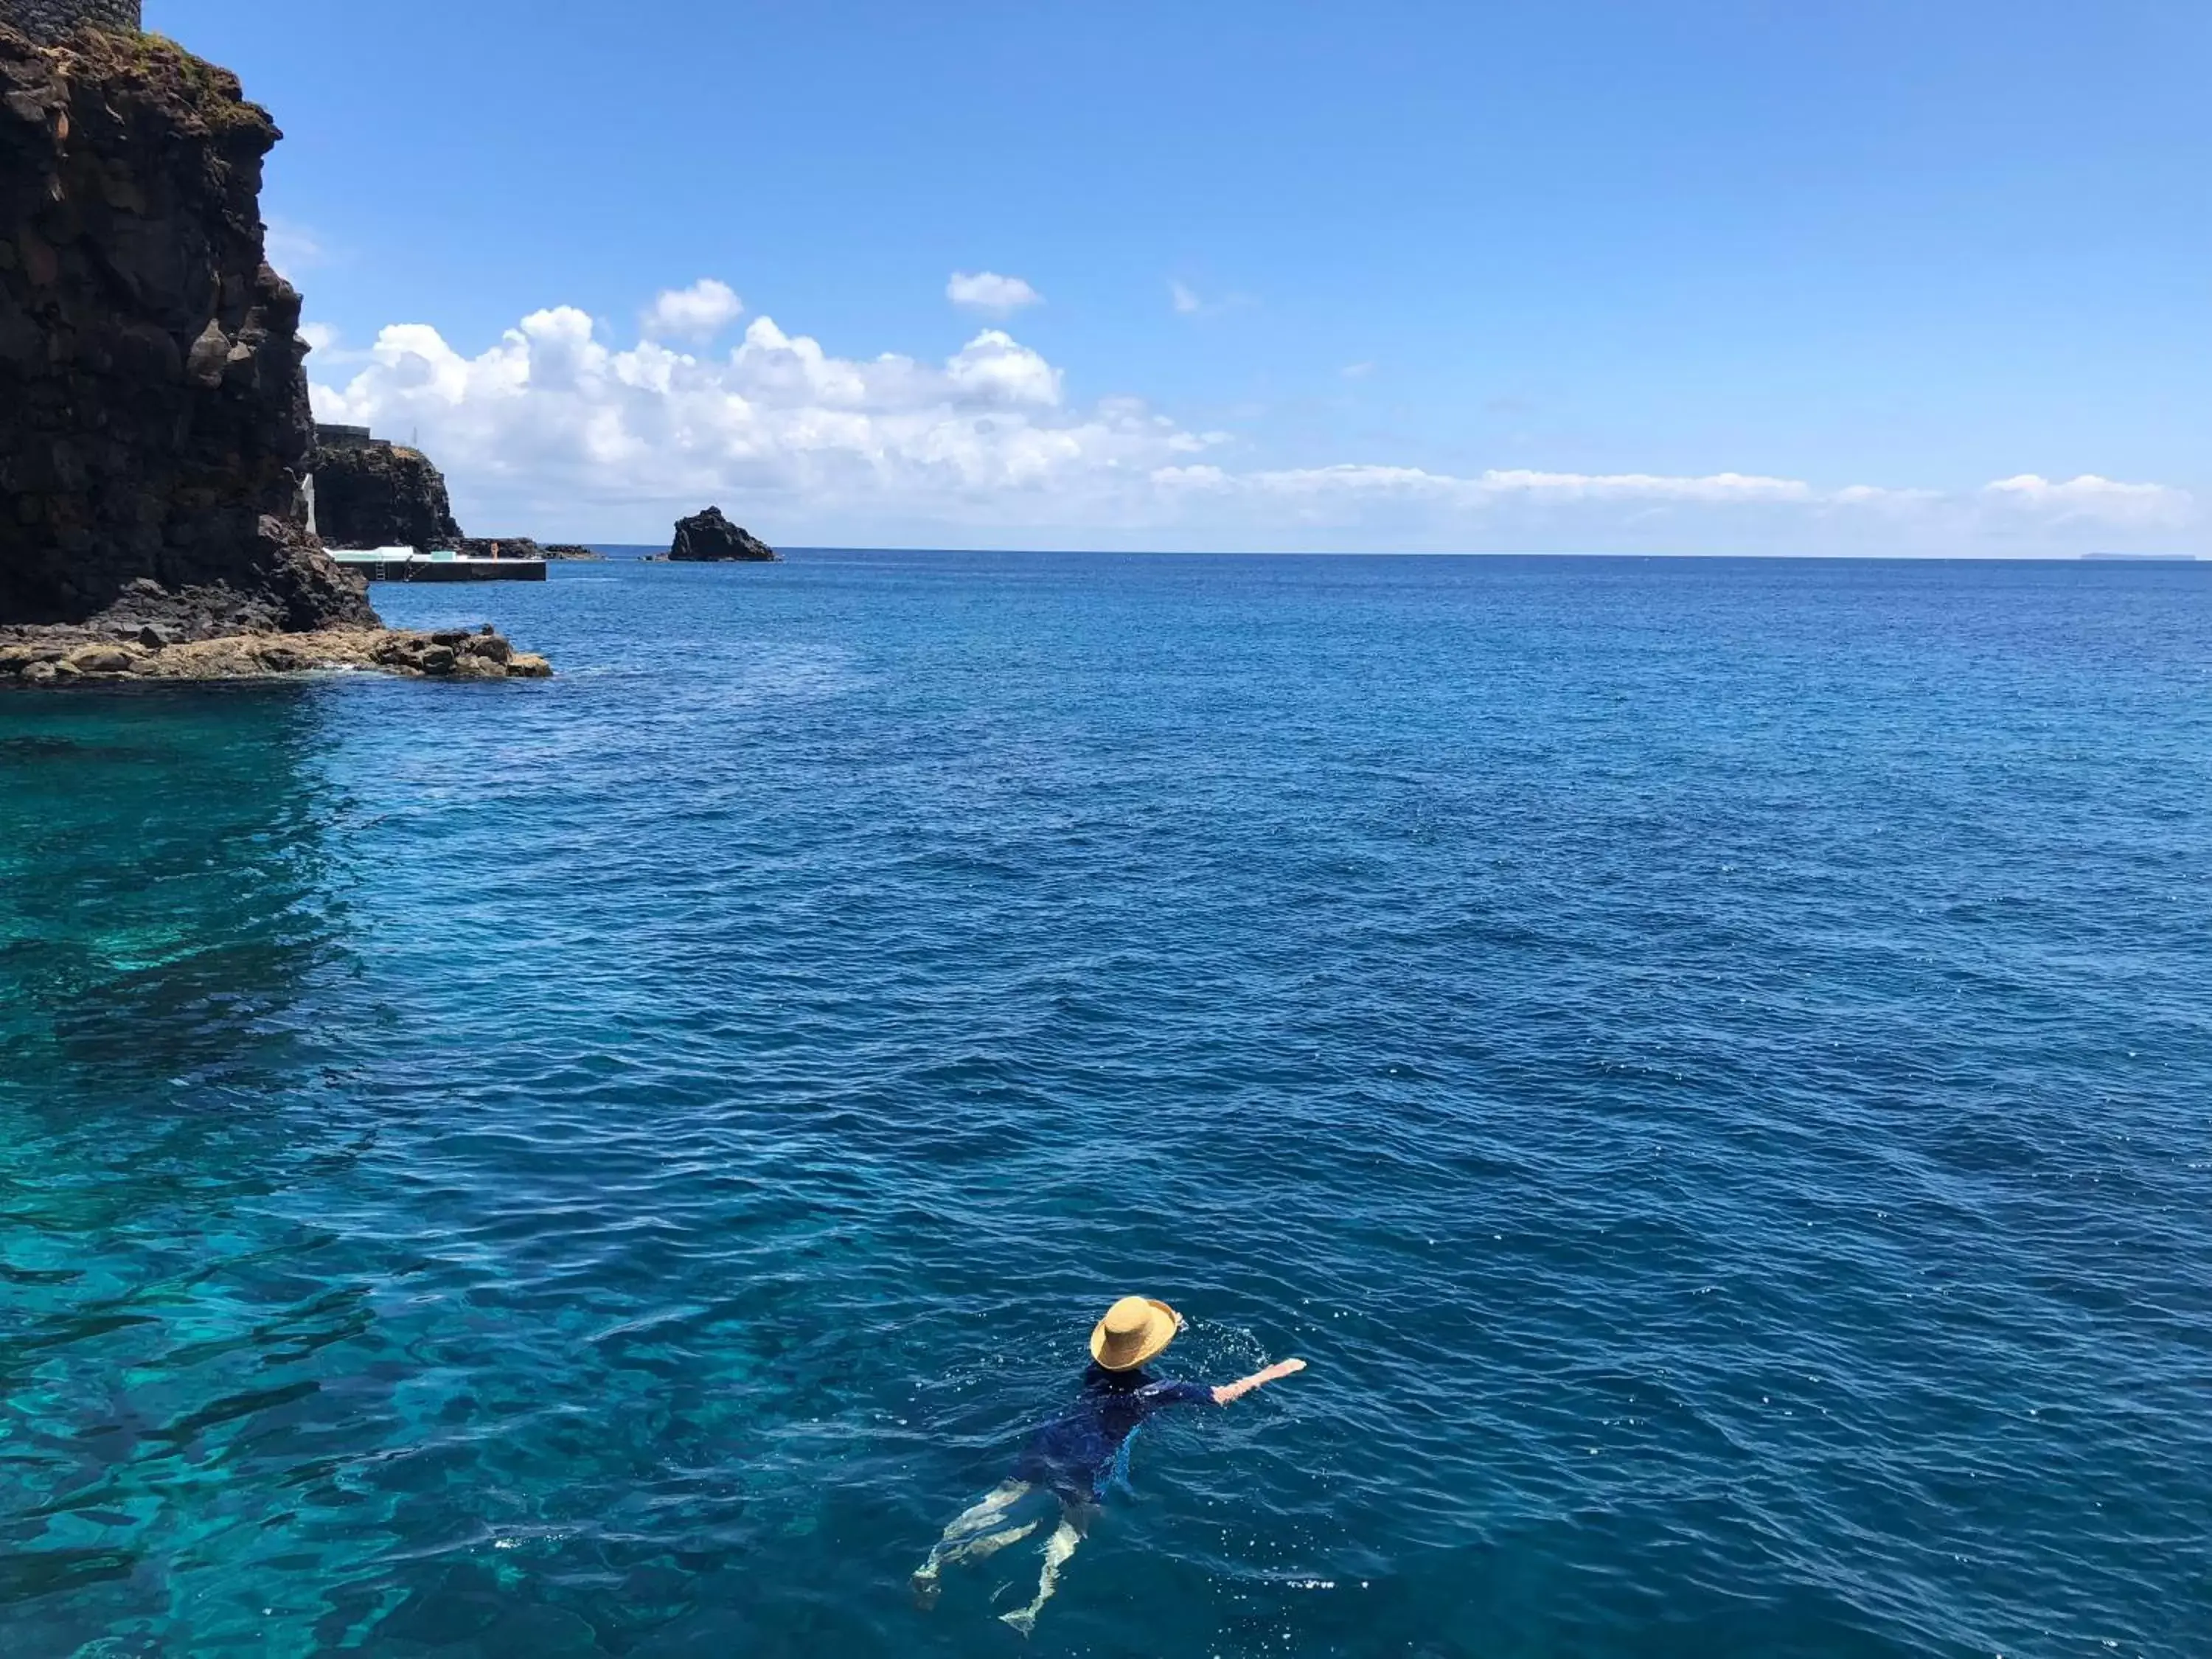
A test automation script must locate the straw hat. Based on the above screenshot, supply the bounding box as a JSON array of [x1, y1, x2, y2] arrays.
[[1090, 1295, 1182, 1371]]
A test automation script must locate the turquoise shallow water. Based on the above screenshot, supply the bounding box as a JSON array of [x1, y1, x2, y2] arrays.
[[3, 553, 2210, 1658]]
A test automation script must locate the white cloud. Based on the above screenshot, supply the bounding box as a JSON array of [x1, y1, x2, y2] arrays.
[[1182, 462, 2188, 518], [641, 279, 745, 342], [944, 328, 1063, 406], [1832, 483, 1943, 507], [1150, 459, 2194, 543], [947, 271, 1043, 314], [1153, 465, 1815, 508], [307, 287, 2196, 552], [1341, 361, 1377, 380], [1475, 468, 1816, 504], [310, 307, 1195, 531], [296, 318, 377, 372], [1166, 279, 1254, 320], [1983, 473, 2194, 526]]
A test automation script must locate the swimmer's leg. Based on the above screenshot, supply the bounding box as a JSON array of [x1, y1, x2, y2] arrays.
[[913, 1480, 1032, 1607], [938, 1517, 1041, 1569], [998, 1500, 1093, 1638]]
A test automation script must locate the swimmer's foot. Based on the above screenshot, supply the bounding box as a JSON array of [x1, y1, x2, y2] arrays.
[[999, 1607, 1037, 1639], [910, 1569, 942, 1610]]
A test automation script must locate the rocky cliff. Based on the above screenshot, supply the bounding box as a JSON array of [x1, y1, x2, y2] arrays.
[[0, 25, 375, 631], [3, 1, 142, 48], [311, 431, 464, 551], [306, 427, 606, 560]]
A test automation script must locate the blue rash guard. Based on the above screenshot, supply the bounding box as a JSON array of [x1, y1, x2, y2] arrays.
[[1013, 1364, 1217, 1503]]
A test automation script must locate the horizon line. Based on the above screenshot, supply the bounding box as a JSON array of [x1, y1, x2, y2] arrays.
[[541, 544, 2205, 564]]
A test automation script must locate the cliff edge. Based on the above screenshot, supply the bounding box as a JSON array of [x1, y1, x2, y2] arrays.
[[0, 24, 375, 632]]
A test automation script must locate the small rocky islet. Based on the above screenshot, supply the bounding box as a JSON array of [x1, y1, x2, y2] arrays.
[[652, 506, 780, 563]]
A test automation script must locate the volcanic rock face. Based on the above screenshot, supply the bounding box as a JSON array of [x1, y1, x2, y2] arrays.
[[668, 507, 777, 562], [306, 432, 601, 560], [0, 26, 375, 631], [310, 429, 464, 551], [3, 1, 141, 48]]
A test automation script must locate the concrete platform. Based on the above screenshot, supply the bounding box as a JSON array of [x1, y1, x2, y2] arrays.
[[330, 549, 546, 582]]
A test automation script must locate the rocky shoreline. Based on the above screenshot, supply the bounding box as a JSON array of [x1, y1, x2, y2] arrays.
[[449, 537, 604, 562], [1, 622, 551, 685]]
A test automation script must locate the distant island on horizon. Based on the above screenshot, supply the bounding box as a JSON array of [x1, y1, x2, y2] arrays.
[[2081, 552, 2200, 561]]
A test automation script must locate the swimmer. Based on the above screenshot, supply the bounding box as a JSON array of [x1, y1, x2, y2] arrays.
[[912, 1295, 1307, 1637]]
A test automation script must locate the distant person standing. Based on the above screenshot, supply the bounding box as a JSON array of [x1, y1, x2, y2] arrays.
[[914, 1296, 1307, 1636]]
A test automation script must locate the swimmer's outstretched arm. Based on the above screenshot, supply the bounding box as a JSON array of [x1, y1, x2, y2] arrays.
[[1211, 1357, 1307, 1405]]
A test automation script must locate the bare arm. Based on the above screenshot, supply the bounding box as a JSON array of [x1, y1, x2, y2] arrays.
[[1211, 1357, 1307, 1405]]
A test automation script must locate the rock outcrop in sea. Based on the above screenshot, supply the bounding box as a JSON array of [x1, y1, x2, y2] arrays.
[[309, 425, 464, 551], [0, 24, 375, 634], [304, 430, 603, 561], [667, 507, 778, 562], [448, 538, 603, 562]]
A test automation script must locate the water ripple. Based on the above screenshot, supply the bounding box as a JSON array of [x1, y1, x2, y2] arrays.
[[3, 555, 2209, 1657]]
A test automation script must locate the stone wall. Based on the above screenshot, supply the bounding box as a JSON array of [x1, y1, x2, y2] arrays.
[[0, 0, 141, 46]]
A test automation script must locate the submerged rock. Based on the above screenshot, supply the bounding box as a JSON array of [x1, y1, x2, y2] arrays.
[[667, 507, 777, 563], [0, 26, 375, 631]]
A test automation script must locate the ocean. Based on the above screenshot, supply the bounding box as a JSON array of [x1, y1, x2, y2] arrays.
[[3, 552, 2207, 1658]]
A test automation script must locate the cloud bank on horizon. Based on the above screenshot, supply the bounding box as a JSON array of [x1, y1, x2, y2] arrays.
[[308, 279, 2195, 554]]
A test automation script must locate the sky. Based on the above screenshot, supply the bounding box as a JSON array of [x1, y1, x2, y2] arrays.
[[153, 0, 2210, 554]]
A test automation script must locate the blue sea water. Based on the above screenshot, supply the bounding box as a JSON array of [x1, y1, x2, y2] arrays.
[[3, 552, 2209, 1659]]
